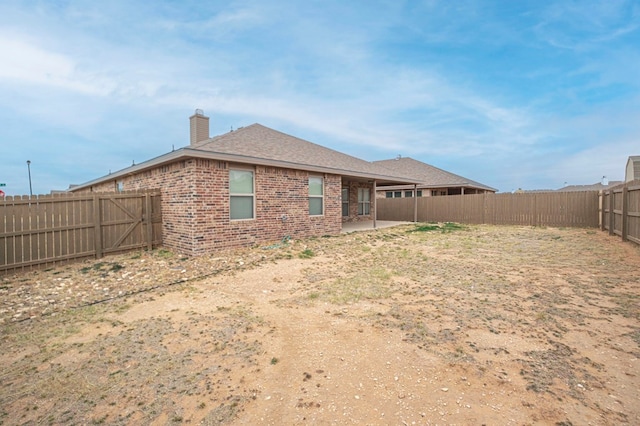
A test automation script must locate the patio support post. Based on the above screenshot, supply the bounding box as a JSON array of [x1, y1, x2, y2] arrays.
[[414, 184, 418, 223], [373, 180, 377, 229]]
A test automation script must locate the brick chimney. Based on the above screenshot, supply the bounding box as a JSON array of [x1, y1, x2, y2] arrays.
[[189, 109, 209, 145]]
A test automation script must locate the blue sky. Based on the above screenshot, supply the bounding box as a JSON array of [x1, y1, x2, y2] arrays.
[[1, 0, 639, 195]]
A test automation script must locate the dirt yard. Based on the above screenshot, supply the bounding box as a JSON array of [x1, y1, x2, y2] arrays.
[[1, 223, 639, 425]]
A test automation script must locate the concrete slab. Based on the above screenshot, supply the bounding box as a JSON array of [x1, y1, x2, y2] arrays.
[[341, 220, 413, 233]]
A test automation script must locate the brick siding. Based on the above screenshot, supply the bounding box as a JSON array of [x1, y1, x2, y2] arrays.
[[77, 159, 348, 255], [342, 181, 374, 222]]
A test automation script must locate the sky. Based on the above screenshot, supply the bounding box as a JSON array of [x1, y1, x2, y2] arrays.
[[0, 0, 639, 195]]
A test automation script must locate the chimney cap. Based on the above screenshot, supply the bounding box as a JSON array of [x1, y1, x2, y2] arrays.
[[195, 108, 204, 116]]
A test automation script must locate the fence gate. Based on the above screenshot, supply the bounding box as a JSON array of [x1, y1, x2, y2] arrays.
[[1, 191, 162, 274]]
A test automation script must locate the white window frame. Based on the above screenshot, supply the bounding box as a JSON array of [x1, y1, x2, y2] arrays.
[[342, 188, 349, 217], [309, 176, 324, 216], [229, 168, 255, 220], [358, 188, 370, 215]]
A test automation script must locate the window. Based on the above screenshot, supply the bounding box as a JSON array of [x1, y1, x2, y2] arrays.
[[230, 169, 254, 220], [405, 190, 413, 198], [358, 188, 370, 215], [116, 181, 124, 192], [309, 176, 323, 215], [394, 191, 402, 198], [342, 188, 349, 217], [385, 191, 393, 198], [417, 190, 423, 197]]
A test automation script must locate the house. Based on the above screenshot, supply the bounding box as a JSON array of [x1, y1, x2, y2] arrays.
[[69, 110, 417, 256], [372, 157, 497, 198], [626, 156, 640, 183]]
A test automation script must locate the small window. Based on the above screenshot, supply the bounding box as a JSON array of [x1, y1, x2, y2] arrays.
[[230, 169, 254, 220], [405, 190, 413, 198], [417, 190, 423, 197], [385, 191, 393, 198], [342, 188, 349, 217], [309, 176, 324, 216], [358, 188, 370, 215], [394, 191, 402, 198], [116, 181, 124, 192]]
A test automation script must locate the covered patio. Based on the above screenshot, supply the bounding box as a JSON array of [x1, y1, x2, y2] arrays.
[[341, 220, 413, 233]]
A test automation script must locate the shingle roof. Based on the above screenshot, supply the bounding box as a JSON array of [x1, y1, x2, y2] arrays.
[[70, 123, 418, 191], [192, 124, 411, 180], [556, 181, 623, 192], [372, 157, 497, 191]]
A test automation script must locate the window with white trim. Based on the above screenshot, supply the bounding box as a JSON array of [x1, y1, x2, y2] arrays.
[[230, 169, 254, 220], [358, 188, 370, 215], [309, 176, 324, 215], [342, 188, 349, 217]]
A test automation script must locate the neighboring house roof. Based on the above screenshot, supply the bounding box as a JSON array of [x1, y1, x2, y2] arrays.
[[70, 123, 418, 191], [372, 157, 497, 192], [556, 181, 623, 192]]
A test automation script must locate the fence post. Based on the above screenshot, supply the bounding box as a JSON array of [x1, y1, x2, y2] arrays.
[[413, 184, 418, 223], [621, 186, 628, 242], [93, 195, 103, 258], [599, 191, 605, 231], [608, 189, 615, 236], [145, 192, 153, 250]]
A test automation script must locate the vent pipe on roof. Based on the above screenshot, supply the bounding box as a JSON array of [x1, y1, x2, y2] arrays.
[[601, 175, 608, 186], [189, 109, 210, 145]]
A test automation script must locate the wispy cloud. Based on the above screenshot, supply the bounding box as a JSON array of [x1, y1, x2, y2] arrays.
[[0, 0, 638, 194]]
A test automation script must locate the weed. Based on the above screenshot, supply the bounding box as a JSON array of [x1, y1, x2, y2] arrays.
[[299, 249, 315, 259], [408, 222, 465, 233], [155, 249, 173, 258], [109, 263, 124, 273], [270, 357, 279, 365]]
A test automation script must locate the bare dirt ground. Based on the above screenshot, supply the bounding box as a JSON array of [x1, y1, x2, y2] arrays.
[[1, 223, 639, 425]]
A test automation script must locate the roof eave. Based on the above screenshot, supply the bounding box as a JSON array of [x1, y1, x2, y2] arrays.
[[377, 182, 497, 191], [69, 148, 418, 192]]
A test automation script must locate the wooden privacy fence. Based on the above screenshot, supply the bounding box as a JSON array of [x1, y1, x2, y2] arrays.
[[602, 181, 640, 245], [377, 191, 600, 228], [1, 191, 162, 274]]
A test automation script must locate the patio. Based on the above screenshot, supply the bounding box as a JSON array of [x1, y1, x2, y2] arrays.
[[341, 220, 412, 233]]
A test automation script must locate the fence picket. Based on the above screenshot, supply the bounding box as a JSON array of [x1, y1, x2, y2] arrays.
[[1, 191, 162, 274], [378, 186, 639, 246]]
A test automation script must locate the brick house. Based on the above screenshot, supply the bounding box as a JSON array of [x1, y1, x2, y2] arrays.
[[373, 157, 496, 198], [69, 111, 416, 255]]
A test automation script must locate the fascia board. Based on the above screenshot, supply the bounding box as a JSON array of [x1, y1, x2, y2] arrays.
[[70, 148, 418, 192]]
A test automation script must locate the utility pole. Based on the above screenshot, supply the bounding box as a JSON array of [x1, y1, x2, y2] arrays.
[[27, 160, 33, 197]]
